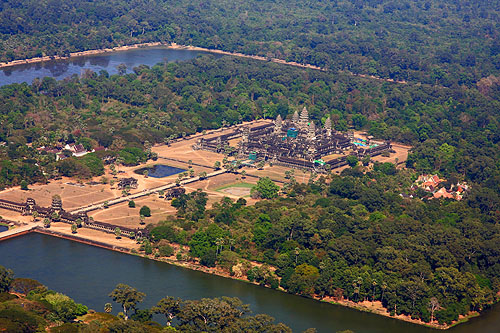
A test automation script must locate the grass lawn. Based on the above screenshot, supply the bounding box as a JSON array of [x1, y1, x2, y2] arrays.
[[215, 182, 255, 191]]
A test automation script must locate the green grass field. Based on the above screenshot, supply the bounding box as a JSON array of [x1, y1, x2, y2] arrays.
[[215, 182, 255, 191]]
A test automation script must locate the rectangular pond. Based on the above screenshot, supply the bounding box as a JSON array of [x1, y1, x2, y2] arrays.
[[134, 164, 186, 178]]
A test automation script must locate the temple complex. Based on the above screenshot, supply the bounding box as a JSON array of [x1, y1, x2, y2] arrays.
[[193, 107, 392, 171]]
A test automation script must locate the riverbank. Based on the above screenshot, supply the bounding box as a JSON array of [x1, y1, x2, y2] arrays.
[[0, 224, 488, 330], [0, 42, 163, 69], [0, 41, 323, 73], [0, 42, 411, 85], [22, 223, 474, 330]]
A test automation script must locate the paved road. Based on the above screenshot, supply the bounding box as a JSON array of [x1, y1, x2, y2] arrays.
[[0, 222, 41, 241], [70, 169, 228, 214]]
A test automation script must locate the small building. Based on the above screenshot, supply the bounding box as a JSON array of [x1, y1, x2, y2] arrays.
[[117, 177, 138, 190], [64, 143, 89, 157], [165, 187, 186, 200]]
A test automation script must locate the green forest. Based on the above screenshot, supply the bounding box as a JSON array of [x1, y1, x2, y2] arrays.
[[0, 0, 499, 86], [0, 56, 498, 188], [0, 54, 498, 325], [146, 163, 499, 325], [0, 266, 291, 332], [0, 0, 499, 329]]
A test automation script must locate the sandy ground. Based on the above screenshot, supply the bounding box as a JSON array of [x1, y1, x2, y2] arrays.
[[0, 208, 32, 224], [152, 120, 271, 168], [219, 186, 252, 196], [88, 173, 259, 229], [47, 222, 140, 250], [0, 179, 117, 210], [89, 195, 176, 228], [246, 164, 310, 183], [354, 131, 410, 166]]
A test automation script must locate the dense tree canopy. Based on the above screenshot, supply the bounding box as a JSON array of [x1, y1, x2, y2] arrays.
[[0, 55, 498, 190], [0, 268, 291, 332], [149, 163, 500, 324], [0, 0, 499, 88], [0, 1, 498, 326]]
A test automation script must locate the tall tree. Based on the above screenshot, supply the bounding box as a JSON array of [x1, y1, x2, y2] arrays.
[[108, 283, 145, 320], [0, 265, 14, 292], [152, 296, 181, 326]]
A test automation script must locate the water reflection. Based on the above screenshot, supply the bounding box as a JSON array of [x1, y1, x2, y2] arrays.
[[0, 48, 210, 86]]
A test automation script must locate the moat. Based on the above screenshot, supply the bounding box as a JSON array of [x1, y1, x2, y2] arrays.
[[1, 233, 499, 332], [0, 47, 212, 86]]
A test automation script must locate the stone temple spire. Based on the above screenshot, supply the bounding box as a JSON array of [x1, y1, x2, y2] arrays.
[[292, 110, 299, 126], [308, 121, 316, 140], [299, 106, 309, 129], [275, 114, 283, 133], [324, 116, 332, 136]]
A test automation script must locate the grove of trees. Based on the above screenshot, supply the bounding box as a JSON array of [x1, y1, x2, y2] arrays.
[[0, 0, 499, 88], [0, 267, 292, 332]]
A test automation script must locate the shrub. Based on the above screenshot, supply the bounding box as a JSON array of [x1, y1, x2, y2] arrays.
[[128, 201, 135, 208], [20, 180, 28, 191], [139, 206, 151, 217], [159, 244, 174, 257], [200, 249, 217, 267]]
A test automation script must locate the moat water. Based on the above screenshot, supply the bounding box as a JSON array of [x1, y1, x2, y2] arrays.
[[0, 47, 212, 86], [1, 233, 499, 332]]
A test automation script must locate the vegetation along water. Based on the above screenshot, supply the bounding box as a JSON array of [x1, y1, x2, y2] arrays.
[[0, 233, 498, 332]]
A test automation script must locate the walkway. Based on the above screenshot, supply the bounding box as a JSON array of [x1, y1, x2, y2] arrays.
[[0, 222, 42, 241], [70, 169, 228, 214]]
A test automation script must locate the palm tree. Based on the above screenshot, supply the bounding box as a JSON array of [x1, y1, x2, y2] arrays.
[[227, 238, 235, 251], [115, 227, 122, 239], [43, 218, 51, 228], [381, 283, 387, 303], [71, 223, 77, 234], [215, 237, 224, 257], [32, 211, 39, 222]]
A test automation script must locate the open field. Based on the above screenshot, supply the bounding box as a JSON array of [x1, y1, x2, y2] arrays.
[[152, 119, 271, 168], [0, 179, 117, 210], [0, 208, 32, 224], [89, 195, 176, 228], [216, 182, 255, 197], [354, 131, 410, 166], [87, 173, 260, 229]]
